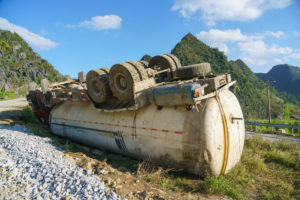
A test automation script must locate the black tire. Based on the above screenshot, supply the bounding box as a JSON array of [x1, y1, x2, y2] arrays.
[[148, 54, 177, 72], [173, 63, 211, 79], [86, 69, 112, 105], [126, 61, 148, 81], [138, 61, 149, 68], [109, 63, 140, 103], [99, 67, 110, 74], [163, 54, 182, 69]]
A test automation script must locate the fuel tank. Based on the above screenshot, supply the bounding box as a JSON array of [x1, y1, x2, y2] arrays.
[[50, 89, 245, 176]]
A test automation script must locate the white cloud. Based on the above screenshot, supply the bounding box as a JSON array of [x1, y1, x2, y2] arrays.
[[264, 31, 284, 38], [196, 29, 248, 54], [243, 56, 269, 66], [171, 0, 292, 25], [195, 28, 291, 65], [293, 31, 300, 37], [238, 40, 292, 65], [197, 29, 247, 43], [274, 58, 283, 63], [289, 53, 300, 60], [67, 15, 122, 31], [0, 17, 57, 51], [40, 29, 49, 36], [206, 42, 230, 54]]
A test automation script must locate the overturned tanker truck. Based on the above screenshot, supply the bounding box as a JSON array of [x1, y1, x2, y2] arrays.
[[27, 54, 245, 176]]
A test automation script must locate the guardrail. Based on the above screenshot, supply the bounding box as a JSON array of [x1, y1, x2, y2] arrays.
[[245, 121, 300, 134]]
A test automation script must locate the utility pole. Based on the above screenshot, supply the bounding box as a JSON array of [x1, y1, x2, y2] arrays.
[[264, 80, 275, 123]]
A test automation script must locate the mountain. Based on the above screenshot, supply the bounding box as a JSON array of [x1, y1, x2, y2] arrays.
[[256, 64, 300, 101], [0, 29, 62, 91], [143, 33, 300, 119]]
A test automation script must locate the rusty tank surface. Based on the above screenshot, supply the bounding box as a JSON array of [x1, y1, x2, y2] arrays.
[[27, 54, 245, 176]]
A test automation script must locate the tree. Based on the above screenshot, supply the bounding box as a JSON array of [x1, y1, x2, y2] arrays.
[[284, 105, 290, 120]]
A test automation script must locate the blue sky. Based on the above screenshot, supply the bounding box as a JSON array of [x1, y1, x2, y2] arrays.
[[0, 0, 300, 77]]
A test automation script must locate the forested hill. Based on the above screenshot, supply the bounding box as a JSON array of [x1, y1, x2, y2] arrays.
[[143, 33, 300, 119], [171, 33, 300, 119], [0, 29, 62, 91], [256, 64, 300, 101]]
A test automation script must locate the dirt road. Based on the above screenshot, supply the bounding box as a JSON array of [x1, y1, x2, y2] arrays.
[[0, 98, 28, 125], [246, 131, 300, 144], [0, 97, 28, 112]]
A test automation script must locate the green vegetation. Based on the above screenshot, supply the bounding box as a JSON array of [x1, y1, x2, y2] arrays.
[[141, 54, 152, 62], [170, 33, 300, 119], [256, 64, 300, 101], [0, 29, 62, 91], [0, 91, 18, 100], [284, 105, 290, 120], [141, 137, 300, 200], [19, 106, 65, 144]]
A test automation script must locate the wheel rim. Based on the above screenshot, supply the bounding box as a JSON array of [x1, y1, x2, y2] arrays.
[[90, 79, 101, 96], [114, 73, 127, 92], [119, 77, 127, 88]]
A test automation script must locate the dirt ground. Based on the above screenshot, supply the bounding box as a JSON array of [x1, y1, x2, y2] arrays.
[[0, 98, 28, 125], [64, 150, 229, 200]]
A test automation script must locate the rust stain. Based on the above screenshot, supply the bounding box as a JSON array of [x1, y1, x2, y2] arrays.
[[56, 117, 182, 135]]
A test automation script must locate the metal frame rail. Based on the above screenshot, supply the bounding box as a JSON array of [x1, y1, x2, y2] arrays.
[[245, 121, 300, 134]]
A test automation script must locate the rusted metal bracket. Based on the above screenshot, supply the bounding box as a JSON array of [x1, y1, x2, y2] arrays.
[[231, 117, 243, 123]]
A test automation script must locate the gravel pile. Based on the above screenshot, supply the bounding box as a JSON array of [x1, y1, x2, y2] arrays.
[[0, 125, 122, 200]]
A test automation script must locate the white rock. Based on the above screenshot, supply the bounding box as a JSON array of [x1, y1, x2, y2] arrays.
[[0, 125, 122, 200]]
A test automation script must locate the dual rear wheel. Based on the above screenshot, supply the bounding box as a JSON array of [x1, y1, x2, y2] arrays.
[[86, 54, 212, 106], [86, 68, 112, 105], [109, 61, 148, 104]]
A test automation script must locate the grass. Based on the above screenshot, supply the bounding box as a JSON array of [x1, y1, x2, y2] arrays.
[[17, 106, 300, 199], [0, 91, 18, 100], [200, 138, 300, 199], [19, 106, 66, 145], [135, 135, 300, 199]]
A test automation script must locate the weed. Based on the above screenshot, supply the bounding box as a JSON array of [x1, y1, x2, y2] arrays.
[[264, 151, 299, 169], [0, 91, 18, 100], [201, 176, 243, 199]]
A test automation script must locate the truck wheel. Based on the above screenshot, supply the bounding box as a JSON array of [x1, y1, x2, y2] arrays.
[[126, 61, 148, 81], [163, 54, 182, 69], [109, 63, 140, 103], [138, 61, 149, 68], [148, 54, 177, 72], [86, 69, 112, 105], [99, 67, 110, 74], [173, 63, 211, 79]]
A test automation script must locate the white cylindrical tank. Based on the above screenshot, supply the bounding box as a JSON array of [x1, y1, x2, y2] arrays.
[[50, 89, 245, 176]]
